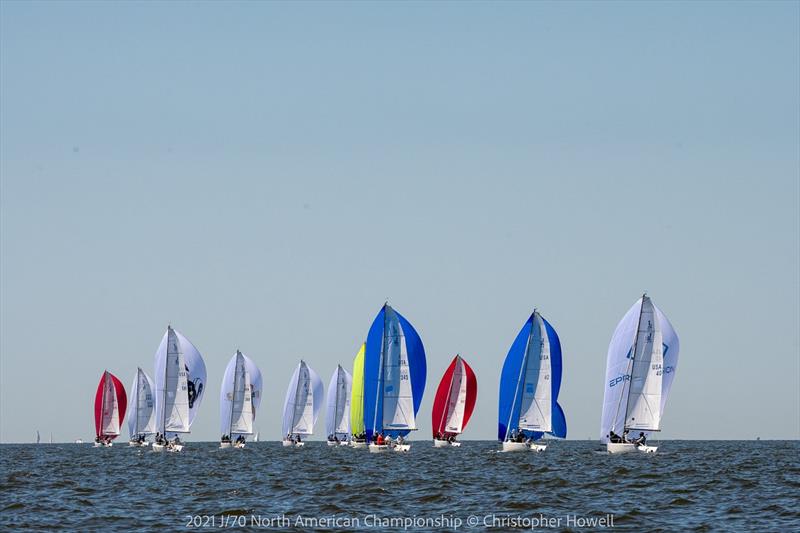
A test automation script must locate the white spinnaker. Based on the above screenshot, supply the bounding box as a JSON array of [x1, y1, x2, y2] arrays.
[[127, 368, 155, 437], [444, 357, 468, 434], [101, 372, 120, 436], [518, 313, 552, 432], [382, 307, 416, 430], [220, 351, 263, 436], [282, 361, 323, 436], [625, 297, 663, 430], [155, 327, 190, 433], [326, 366, 352, 437], [600, 297, 679, 442]]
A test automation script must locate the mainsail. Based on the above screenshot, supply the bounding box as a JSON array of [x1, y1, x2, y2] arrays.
[[94, 371, 127, 439], [325, 365, 352, 438], [498, 311, 566, 441], [281, 361, 323, 436], [431, 355, 477, 437], [220, 350, 263, 437], [126, 368, 156, 438], [349, 344, 366, 436], [600, 295, 679, 442], [363, 304, 426, 441]]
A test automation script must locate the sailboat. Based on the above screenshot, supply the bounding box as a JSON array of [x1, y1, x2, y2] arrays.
[[253, 432, 259, 442], [281, 360, 323, 447], [219, 350, 263, 449], [432, 355, 477, 448], [126, 368, 156, 447], [36, 431, 40, 444], [325, 365, 352, 446], [498, 310, 567, 452], [94, 370, 128, 447], [601, 295, 679, 454], [152, 326, 207, 452], [363, 304, 426, 453], [349, 343, 367, 448]]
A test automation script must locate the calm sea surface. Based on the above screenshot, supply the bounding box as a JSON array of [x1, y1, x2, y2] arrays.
[[1, 440, 798, 531]]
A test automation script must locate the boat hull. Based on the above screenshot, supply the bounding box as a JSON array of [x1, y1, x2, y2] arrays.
[[234, 442, 245, 449], [219, 442, 232, 449], [128, 441, 150, 447], [368, 444, 389, 453], [326, 441, 337, 447], [529, 443, 547, 452], [393, 443, 410, 452], [606, 443, 637, 454], [350, 441, 367, 449], [501, 441, 529, 452], [152, 443, 165, 452], [433, 439, 451, 448]]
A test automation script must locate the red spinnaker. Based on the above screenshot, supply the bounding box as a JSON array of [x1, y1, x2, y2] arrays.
[[93, 370, 128, 439], [431, 355, 477, 438]]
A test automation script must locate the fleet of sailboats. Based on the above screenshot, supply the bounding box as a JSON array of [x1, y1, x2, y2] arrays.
[[82, 297, 679, 453]]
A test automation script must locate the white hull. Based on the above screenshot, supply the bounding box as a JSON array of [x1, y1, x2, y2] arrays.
[[393, 443, 410, 452], [169, 444, 184, 453], [433, 439, 450, 448], [234, 442, 245, 449], [606, 443, 642, 454], [128, 441, 150, 447], [282, 439, 304, 448], [350, 440, 367, 449], [501, 441, 529, 452], [368, 444, 389, 453], [638, 444, 658, 453], [529, 443, 547, 452], [153, 442, 183, 453], [326, 440, 337, 447], [152, 443, 165, 452], [339, 441, 350, 446], [94, 441, 113, 448], [219, 442, 232, 449]]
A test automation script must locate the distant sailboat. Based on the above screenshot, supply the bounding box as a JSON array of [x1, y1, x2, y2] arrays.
[[349, 343, 367, 448], [49, 433, 52, 445], [325, 365, 352, 446], [36, 431, 40, 444], [432, 355, 477, 448], [253, 432, 259, 442], [498, 310, 567, 452], [219, 350, 262, 449], [94, 370, 128, 447], [601, 295, 679, 454], [152, 326, 207, 452], [281, 360, 323, 447], [126, 368, 156, 447], [363, 304, 427, 453]]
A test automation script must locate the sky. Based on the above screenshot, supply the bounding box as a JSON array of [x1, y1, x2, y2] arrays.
[[1, 1, 798, 443]]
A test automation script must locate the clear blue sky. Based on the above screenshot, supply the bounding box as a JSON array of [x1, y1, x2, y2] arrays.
[[1, 1, 798, 442]]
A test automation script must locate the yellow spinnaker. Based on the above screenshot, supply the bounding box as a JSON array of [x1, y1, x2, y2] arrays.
[[350, 343, 365, 435]]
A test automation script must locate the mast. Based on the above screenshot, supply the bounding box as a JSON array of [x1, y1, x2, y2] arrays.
[[505, 312, 535, 441], [371, 305, 388, 436], [229, 351, 241, 437], [438, 355, 459, 436], [612, 294, 646, 433]]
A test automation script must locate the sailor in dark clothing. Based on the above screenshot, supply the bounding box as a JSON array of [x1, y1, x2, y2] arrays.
[[609, 431, 622, 443], [633, 432, 647, 446]]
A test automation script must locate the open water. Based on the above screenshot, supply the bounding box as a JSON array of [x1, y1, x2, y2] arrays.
[[1, 440, 798, 531]]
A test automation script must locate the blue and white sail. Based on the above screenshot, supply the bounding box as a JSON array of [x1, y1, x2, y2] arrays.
[[600, 295, 679, 443], [220, 350, 262, 438], [154, 326, 207, 434], [281, 360, 323, 436], [363, 304, 427, 441], [126, 368, 156, 438], [325, 365, 352, 439], [498, 310, 566, 441]]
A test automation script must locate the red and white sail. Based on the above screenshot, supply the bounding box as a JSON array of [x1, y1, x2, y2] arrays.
[[431, 355, 477, 437], [94, 370, 127, 440]]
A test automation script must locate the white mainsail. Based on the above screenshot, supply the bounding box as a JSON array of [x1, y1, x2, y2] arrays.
[[101, 371, 121, 436], [220, 350, 263, 437], [624, 297, 663, 431], [381, 307, 416, 431], [155, 326, 190, 433], [325, 365, 352, 437], [282, 361, 323, 436], [518, 311, 552, 432], [127, 368, 156, 438], [443, 356, 469, 434]]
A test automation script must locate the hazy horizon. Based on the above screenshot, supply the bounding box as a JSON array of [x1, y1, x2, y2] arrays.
[[2, 1, 798, 443]]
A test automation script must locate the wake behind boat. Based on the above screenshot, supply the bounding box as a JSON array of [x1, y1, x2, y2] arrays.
[[152, 326, 207, 453], [363, 304, 426, 453], [219, 350, 262, 449], [281, 360, 323, 448], [600, 295, 679, 454], [498, 310, 567, 452], [94, 370, 127, 447], [432, 354, 477, 448], [126, 368, 155, 447]]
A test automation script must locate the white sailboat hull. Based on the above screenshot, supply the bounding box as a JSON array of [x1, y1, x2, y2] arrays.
[[606, 443, 637, 454], [153, 442, 183, 453], [168, 444, 183, 453], [350, 440, 367, 449], [128, 440, 150, 447], [529, 443, 547, 452], [219, 442, 232, 449], [282, 439, 304, 448], [393, 443, 411, 452], [234, 442, 245, 449], [152, 443, 165, 452], [501, 441, 528, 452], [433, 439, 451, 448], [326, 440, 337, 447], [368, 444, 389, 453]]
